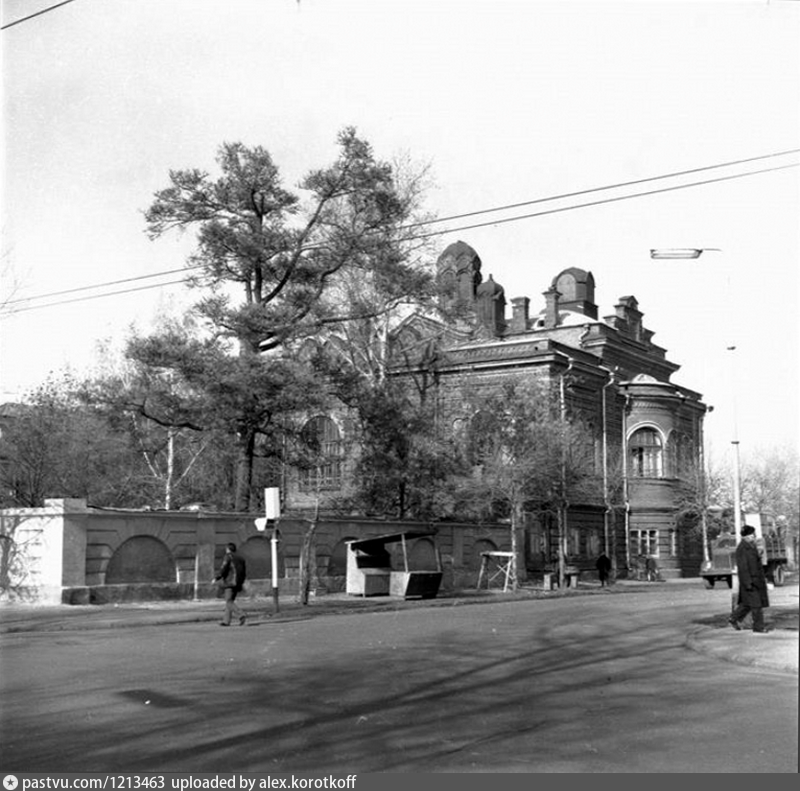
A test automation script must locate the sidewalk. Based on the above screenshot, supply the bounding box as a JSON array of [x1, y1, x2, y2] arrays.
[[2, 581, 797, 676]]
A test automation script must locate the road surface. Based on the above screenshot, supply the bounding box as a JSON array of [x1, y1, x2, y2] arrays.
[[1, 584, 797, 773]]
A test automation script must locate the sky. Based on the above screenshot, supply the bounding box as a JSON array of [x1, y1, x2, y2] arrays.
[[1, 0, 799, 469]]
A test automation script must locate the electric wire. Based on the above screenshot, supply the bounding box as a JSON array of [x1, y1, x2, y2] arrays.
[[2, 156, 798, 316], [412, 161, 799, 240], [4, 267, 190, 306], [1, 0, 79, 30], [2, 279, 189, 315], [10, 147, 798, 308], [405, 147, 800, 228]]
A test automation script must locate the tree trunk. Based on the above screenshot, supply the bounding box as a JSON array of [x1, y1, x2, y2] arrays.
[[511, 501, 527, 588], [557, 503, 567, 588], [297, 519, 318, 605], [164, 428, 175, 510], [298, 494, 321, 605], [234, 426, 256, 512]]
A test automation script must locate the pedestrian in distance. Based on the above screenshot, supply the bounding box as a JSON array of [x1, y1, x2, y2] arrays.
[[596, 551, 612, 587], [213, 542, 247, 627], [729, 525, 770, 633]]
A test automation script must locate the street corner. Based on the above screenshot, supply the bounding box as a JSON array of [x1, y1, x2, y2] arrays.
[[686, 609, 799, 675]]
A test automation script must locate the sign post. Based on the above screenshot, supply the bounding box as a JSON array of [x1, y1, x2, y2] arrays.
[[266, 488, 281, 614], [255, 488, 282, 614]]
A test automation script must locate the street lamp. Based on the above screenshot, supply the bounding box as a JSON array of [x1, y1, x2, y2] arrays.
[[649, 248, 720, 259], [727, 345, 743, 543], [649, 247, 741, 557]]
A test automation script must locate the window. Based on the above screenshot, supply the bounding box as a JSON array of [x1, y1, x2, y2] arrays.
[[629, 427, 663, 478], [299, 416, 343, 491], [671, 432, 694, 478], [567, 528, 581, 557], [631, 529, 659, 557], [466, 410, 504, 472]]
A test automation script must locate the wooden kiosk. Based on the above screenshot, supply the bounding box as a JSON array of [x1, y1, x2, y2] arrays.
[[345, 530, 443, 599]]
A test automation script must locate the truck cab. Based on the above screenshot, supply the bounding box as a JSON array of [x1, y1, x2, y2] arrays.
[[700, 514, 788, 588], [700, 532, 736, 588]]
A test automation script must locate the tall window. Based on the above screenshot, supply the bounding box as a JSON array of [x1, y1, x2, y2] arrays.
[[299, 416, 343, 491], [567, 528, 581, 557], [631, 529, 659, 557], [629, 427, 663, 478], [671, 432, 694, 478]]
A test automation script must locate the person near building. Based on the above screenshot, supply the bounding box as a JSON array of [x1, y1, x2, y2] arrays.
[[729, 525, 770, 633], [596, 551, 612, 586], [214, 542, 247, 627]]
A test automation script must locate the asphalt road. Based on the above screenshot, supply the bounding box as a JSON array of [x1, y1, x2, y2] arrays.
[[1, 584, 797, 773]]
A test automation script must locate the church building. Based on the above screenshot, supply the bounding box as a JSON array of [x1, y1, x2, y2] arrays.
[[285, 240, 709, 580]]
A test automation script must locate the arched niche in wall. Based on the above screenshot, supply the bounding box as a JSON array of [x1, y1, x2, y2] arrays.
[[407, 537, 438, 571], [105, 536, 175, 584]]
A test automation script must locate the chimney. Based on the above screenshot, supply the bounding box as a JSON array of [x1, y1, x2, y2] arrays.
[[510, 297, 530, 332], [543, 286, 560, 329], [614, 296, 643, 340]]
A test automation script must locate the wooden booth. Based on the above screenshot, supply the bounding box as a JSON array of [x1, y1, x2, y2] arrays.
[[345, 531, 443, 600]]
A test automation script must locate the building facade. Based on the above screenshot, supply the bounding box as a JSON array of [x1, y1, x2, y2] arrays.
[[285, 241, 709, 580]]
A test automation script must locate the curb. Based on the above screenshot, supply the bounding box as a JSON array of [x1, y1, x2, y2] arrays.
[[685, 625, 799, 676]]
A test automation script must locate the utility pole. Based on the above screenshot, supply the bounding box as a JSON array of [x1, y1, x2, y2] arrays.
[[728, 346, 742, 612]]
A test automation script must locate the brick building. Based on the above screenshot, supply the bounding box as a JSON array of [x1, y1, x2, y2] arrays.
[[285, 241, 709, 580]]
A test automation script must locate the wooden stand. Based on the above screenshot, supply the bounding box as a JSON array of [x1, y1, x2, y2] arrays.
[[476, 551, 517, 592]]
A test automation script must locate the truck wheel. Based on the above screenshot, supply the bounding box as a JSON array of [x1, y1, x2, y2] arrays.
[[703, 578, 715, 589], [725, 576, 733, 589], [772, 565, 785, 587]]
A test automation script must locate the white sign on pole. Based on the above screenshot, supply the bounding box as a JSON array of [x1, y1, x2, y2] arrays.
[[265, 487, 281, 520]]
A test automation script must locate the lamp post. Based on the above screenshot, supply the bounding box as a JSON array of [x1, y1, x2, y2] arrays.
[[649, 248, 737, 576], [727, 346, 743, 543]]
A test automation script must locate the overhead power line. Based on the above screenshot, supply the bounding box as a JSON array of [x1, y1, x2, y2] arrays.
[[2, 153, 798, 316], [1, 0, 79, 30], [4, 266, 190, 307], [8, 149, 797, 308], [414, 161, 799, 240], [411, 147, 800, 228], [2, 278, 189, 315]]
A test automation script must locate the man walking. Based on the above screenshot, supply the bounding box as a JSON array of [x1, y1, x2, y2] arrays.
[[596, 551, 612, 587], [214, 542, 247, 627], [729, 525, 770, 633]]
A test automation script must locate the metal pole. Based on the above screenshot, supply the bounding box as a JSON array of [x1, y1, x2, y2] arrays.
[[601, 367, 615, 560], [728, 346, 741, 612], [271, 524, 280, 614], [699, 412, 711, 565], [732, 441, 742, 542]]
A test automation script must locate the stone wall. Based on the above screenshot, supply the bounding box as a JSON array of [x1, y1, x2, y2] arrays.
[[1, 499, 517, 604]]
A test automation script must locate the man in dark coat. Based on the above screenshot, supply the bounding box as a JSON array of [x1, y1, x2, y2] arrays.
[[214, 542, 247, 627], [596, 551, 612, 586], [729, 525, 770, 633]]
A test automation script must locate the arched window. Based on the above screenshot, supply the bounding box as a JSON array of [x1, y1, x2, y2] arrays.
[[629, 427, 663, 478], [299, 416, 343, 491], [467, 410, 499, 466]]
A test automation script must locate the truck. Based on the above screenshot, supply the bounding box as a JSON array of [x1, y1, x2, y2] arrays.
[[700, 512, 790, 589]]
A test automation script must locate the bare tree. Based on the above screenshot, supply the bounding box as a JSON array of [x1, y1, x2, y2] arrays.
[[453, 377, 598, 589]]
